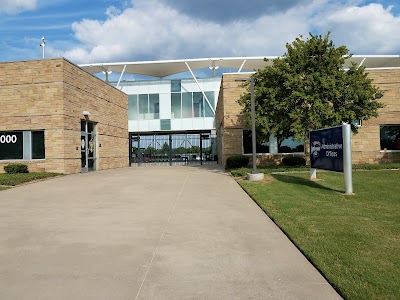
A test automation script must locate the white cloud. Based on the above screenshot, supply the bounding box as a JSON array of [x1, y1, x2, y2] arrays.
[[316, 3, 400, 54], [61, 0, 400, 64], [63, 0, 311, 63], [0, 0, 37, 14]]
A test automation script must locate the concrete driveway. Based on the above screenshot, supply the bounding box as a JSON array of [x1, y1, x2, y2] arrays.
[[0, 166, 342, 300]]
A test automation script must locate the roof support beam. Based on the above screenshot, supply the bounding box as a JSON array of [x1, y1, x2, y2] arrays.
[[238, 59, 247, 73], [116, 64, 127, 89], [184, 62, 215, 115], [358, 57, 367, 68]]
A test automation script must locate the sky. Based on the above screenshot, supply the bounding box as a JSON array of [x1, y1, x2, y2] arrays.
[[0, 0, 399, 65]]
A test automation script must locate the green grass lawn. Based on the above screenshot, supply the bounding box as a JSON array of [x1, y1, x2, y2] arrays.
[[0, 172, 62, 188], [238, 170, 399, 300]]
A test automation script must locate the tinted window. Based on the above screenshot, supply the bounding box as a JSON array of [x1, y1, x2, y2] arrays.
[[160, 119, 171, 131], [128, 95, 138, 120], [380, 125, 400, 150], [149, 94, 160, 119], [243, 130, 269, 154], [182, 92, 192, 118], [171, 93, 181, 118], [32, 131, 45, 159], [139, 94, 148, 119], [171, 80, 181, 92], [204, 91, 215, 117], [0, 131, 23, 160], [278, 137, 304, 153]]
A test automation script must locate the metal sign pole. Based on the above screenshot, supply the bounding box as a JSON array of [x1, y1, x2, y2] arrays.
[[342, 124, 354, 194]]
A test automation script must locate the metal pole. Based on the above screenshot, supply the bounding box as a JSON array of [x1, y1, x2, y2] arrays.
[[250, 77, 257, 174], [343, 124, 353, 194], [169, 134, 172, 166], [41, 37, 45, 59], [200, 135, 203, 165], [138, 138, 141, 167], [128, 134, 132, 167]]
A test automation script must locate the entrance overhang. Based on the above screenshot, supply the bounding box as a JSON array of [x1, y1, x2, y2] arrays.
[[79, 55, 400, 78]]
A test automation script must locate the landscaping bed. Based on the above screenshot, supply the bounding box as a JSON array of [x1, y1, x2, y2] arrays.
[[0, 172, 62, 190]]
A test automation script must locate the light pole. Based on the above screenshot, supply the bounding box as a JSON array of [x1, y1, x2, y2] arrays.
[[249, 77, 257, 174], [40, 37, 45, 59], [236, 77, 263, 180]]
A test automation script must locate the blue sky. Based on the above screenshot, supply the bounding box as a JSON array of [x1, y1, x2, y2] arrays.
[[0, 0, 399, 64]]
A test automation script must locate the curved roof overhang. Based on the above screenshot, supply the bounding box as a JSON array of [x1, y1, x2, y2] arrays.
[[79, 55, 400, 78]]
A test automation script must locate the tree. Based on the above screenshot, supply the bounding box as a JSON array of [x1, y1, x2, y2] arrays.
[[144, 146, 156, 155], [160, 142, 170, 154], [238, 33, 384, 143]]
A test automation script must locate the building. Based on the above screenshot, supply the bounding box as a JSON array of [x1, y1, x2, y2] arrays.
[[80, 57, 270, 165], [215, 58, 400, 166], [0, 58, 128, 174], [0, 56, 399, 173]]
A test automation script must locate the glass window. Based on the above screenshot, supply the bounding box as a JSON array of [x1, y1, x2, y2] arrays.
[[182, 92, 192, 118], [193, 92, 203, 118], [128, 95, 138, 120], [160, 119, 171, 130], [87, 122, 95, 135], [204, 91, 215, 117], [243, 130, 269, 154], [380, 125, 400, 151], [0, 131, 23, 160], [32, 131, 45, 159], [139, 94, 148, 120], [171, 80, 181, 92], [81, 120, 86, 132], [278, 137, 304, 153], [149, 94, 160, 119], [171, 93, 181, 118]]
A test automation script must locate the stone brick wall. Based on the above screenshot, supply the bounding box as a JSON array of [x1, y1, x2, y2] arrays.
[[0, 58, 128, 174], [351, 69, 400, 163], [215, 74, 249, 166], [62, 59, 128, 173], [217, 69, 400, 167]]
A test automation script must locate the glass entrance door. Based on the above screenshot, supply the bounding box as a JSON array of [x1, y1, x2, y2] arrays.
[[87, 122, 96, 171], [81, 120, 96, 173], [81, 132, 88, 173]]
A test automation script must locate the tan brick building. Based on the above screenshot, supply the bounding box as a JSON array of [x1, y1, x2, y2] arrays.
[[216, 70, 400, 167], [0, 58, 128, 174]]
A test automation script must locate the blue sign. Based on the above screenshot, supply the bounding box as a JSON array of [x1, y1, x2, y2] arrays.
[[310, 126, 344, 172]]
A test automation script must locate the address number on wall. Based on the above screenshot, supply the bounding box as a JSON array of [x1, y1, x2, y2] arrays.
[[0, 135, 18, 144]]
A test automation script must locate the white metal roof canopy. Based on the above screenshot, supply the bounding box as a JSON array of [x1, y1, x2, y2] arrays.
[[79, 55, 400, 78]]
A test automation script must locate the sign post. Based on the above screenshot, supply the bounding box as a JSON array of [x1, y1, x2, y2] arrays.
[[310, 124, 353, 194], [342, 124, 353, 194]]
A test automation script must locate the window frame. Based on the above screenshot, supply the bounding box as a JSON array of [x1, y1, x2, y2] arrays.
[[242, 129, 270, 155], [380, 124, 400, 152], [0, 130, 45, 161]]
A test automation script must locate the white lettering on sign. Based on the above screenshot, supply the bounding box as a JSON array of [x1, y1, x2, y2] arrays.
[[326, 151, 338, 157], [0, 135, 17, 144], [321, 143, 343, 150]]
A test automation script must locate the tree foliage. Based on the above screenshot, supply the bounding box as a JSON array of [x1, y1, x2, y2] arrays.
[[238, 33, 384, 142]]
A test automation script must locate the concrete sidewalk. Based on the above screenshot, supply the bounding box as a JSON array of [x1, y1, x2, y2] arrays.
[[0, 166, 342, 300]]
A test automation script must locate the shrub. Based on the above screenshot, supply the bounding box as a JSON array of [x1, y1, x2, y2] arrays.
[[4, 163, 29, 174], [226, 155, 250, 169], [281, 156, 306, 166]]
